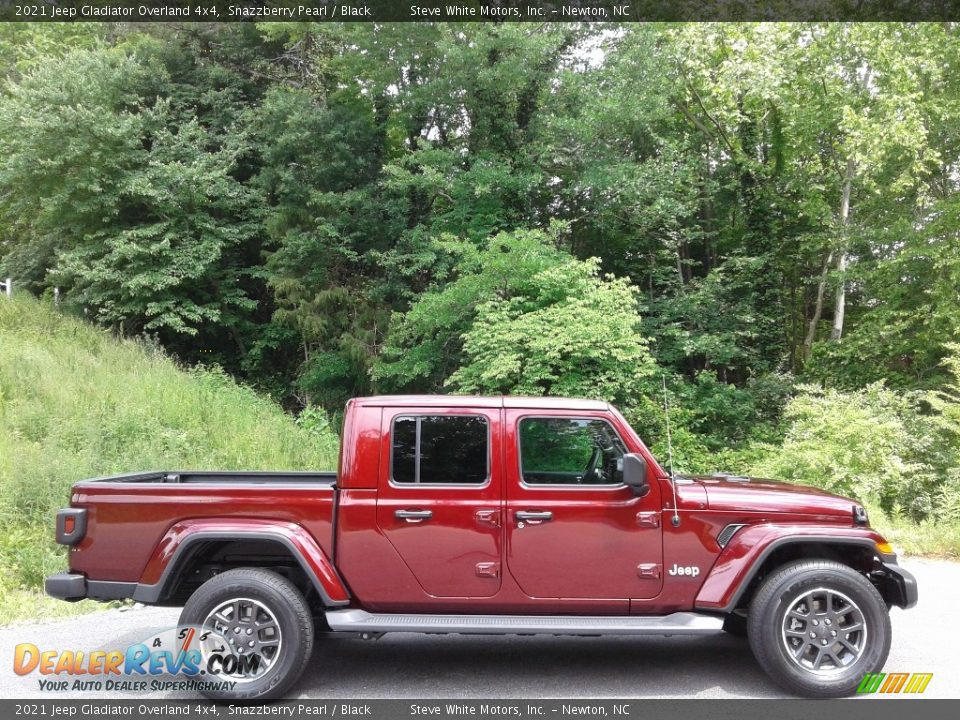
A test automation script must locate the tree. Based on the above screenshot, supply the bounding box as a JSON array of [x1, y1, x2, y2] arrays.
[[54, 119, 261, 339], [252, 85, 389, 406], [0, 22, 105, 80], [376, 226, 660, 413], [374, 227, 572, 392], [0, 47, 262, 354], [793, 24, 939, 351], [448, 255, 659, 408]]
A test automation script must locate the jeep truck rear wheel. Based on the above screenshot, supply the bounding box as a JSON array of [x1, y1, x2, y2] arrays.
[[747, 559, 891, 697], [179, 568, 315, 701]]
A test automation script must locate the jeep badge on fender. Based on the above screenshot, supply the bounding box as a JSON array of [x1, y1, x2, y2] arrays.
[[668, 564, 701, 577], [45, 395, 918, 701]]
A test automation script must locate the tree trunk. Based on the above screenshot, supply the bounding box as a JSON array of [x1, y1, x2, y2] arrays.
[[830, 157, 856, 341], [802, 249, 835, 359], [788, 272, 799, 371]]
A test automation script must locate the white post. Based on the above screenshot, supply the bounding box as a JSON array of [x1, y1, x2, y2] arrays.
[[2, 278, 10, 298], [54, 287, 60, 306]]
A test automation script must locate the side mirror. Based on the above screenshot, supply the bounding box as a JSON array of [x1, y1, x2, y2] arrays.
[[623, 453, 649, 497]]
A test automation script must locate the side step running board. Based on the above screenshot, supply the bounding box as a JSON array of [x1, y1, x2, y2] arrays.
[[325, 609, 723, 636]]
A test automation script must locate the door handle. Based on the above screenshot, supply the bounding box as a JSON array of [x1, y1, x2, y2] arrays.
[[395, 509, 433, 522], [515, 510, 553, 522]]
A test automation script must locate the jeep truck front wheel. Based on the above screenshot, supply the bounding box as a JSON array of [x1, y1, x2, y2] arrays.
[[747, 559, 891, 697], [179, 568, 315, 701]]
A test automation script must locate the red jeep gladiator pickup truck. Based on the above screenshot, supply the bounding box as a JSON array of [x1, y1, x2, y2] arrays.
[[46, 395, 916, 700]]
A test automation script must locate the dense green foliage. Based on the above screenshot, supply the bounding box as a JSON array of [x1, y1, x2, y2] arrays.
[[0, 295, 339, 622], [752, 376, 960, 522], [2, 22, 960, 551]]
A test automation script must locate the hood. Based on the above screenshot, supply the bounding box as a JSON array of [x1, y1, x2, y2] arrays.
[[685, 473, 860, 518]]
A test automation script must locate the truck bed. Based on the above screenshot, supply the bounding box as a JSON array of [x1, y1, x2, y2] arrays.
[[68, 470, 338, 584]]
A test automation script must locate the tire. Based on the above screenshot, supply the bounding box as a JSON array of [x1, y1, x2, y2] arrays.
[[722, 610, 748, 637], [747, 559, 890, 698], [179, 568, 315, 701]]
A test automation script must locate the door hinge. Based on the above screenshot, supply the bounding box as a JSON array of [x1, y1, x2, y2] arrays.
[[636, 511, 660, 528], [475, 509, 500, 527], [637, 563, 661, 579], [476, 562, 500, 578]]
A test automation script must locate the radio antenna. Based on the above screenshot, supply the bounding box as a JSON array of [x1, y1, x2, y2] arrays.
[[662, 376, 681, 528]]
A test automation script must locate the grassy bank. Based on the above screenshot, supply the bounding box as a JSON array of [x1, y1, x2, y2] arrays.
[[0, 296, 339, 624]]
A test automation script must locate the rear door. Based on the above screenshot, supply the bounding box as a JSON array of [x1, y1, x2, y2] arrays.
[[504, 410, 664, 600], [376, 407, 502, 598]]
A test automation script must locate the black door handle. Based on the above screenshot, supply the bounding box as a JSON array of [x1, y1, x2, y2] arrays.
[[515, 510, 553, 522]]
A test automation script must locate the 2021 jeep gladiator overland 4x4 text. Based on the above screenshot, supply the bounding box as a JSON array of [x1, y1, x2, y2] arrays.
[[46, 395, 917, 700]]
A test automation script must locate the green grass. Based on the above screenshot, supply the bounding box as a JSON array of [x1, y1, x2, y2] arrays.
[[0, 295, 339, 624], [873, 514, 960, 560]]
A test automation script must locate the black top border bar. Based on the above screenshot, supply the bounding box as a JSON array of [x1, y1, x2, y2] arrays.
[[1, 0, 959, 22]]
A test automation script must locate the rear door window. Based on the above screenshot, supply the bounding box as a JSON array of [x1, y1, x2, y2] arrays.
[[391, 415, 488, 485]]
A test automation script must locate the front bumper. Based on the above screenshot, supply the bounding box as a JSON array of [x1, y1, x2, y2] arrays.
[[878, 561, 918, 609], [45, 572, 86, 601]]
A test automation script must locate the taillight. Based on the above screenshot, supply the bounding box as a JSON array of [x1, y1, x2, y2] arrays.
[[56, 508, 87, 545]]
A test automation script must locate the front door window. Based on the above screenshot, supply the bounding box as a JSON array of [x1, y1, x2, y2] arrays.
[[519, 417, 626, 486]]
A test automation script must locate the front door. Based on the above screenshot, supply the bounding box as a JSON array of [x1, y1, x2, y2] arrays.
[[376, 407, 502, 598], [505, 411, 664, 600]]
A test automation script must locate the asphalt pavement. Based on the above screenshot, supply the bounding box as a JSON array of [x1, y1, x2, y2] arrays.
[[0, 558, 955, 700]]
